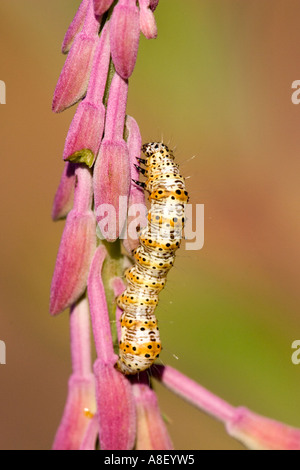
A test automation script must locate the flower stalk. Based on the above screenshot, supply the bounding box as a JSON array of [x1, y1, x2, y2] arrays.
[[50, 0, 300, 451], [52, 297, 96, 450]]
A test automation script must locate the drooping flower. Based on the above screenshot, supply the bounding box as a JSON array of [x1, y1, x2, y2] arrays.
[[139, 0, 158, 39], [153, 365, 300, 451], [87, 246, 136, 450], [62, 0, 90, 54], [110, 0, 140, 79], [132, 379, 173, 450], [93, 72, 131, 242], [50, 166, 96, 316], [226, 407, 300, 451], [52, 297, 96, 450], [52, 0, 100, 113], [62, 22, 110, 167]]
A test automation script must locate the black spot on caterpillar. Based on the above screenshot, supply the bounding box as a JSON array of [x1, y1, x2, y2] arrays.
[[116, 142, 189, 374]]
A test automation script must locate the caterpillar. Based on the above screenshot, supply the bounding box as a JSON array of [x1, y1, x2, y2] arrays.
[[116, 142, 189, 375]]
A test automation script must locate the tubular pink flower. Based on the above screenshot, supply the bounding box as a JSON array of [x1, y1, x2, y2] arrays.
[[52, 0, 100, 113], [87, 245, 115, 361], [93, 73, 131, 242], [94, 140, 131, 242], [73, 164, 94, 212], [153, 365, 236, 423], [52, 374, 96, 450], [62, 101, 105, 168], [103, 72, 129, 141], [69, 297, 93, 377], [154, 366, 300, 450], [63, 23, 111, 167], [50, 167, 96, 316], [52, 33, 98, 113], [133, 381, 174, 450], [226, 407, 300, 451], [87, 246, 136, 450], [52, 162, 76, 221], [49, 212, 96, 315], [52, 297, 96, 450], [62, 0, 90, 54], [94, 359, 137, 450], [139, 0, 158, 39], [123, 115, 147, 253], [110, 0, 140, 79], [93, 0, 114, 16]]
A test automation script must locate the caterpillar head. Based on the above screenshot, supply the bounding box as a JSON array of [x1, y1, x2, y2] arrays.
[[142, 142, 172, 157]]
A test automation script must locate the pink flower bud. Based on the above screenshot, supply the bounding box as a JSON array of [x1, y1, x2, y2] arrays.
[[53, 297, 96, 450], [52, 35, 98, 113], [94, 359, 136, 450], [63, 23, 110, 166], [139, 0, 158, 39], [50, 211, 97, 315], [93, 74, 131, 242], [62, 0, 90, 54], [87, 246, 136, 450], [52, 0, 100, 113], [133, 382, 173, 450], [63, 101, 105, 167], [93, 0, 114, 16], [87, 245, 114, 360], [104, 72, 129, 141], [69, 297, 93, 377], [85, 21, 111, 106], [73, 165, 94, 213], [94, 140, 131, 242], [50, 167, 96, 315], [110, 0, 140, 79], [52, 162, 76, 221], [52, 374, 96, 450], [226, 407, 300, 451]]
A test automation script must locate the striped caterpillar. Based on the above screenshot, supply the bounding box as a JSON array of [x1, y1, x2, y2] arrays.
[[116, 142, 189, 375]]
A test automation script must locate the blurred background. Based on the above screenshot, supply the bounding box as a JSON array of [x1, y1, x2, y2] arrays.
[[1, 0, 300, 450]]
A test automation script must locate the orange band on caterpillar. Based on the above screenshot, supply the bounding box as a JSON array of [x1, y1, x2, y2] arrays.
[[116, 142, 189, 375]]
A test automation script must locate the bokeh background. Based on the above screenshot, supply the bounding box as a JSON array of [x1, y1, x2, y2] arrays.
[[1, 0, 300, 450]]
